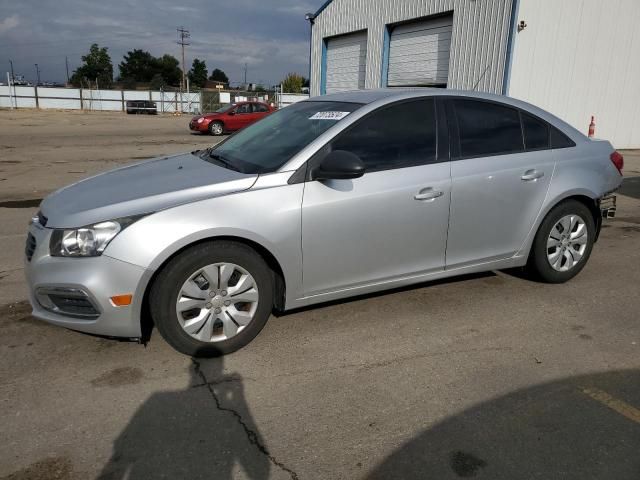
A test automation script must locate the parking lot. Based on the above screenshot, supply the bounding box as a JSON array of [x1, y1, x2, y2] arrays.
[[1, 109, 639, 480]]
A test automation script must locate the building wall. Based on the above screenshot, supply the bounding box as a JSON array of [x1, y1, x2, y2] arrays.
[[310, 0, 515, 97], [508, 0, 640, 148]]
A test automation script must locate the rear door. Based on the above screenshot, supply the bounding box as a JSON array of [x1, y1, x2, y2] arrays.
[[301, 98, 451, 296], [251, 102, 270, 121], [445, 98, 555, 268]]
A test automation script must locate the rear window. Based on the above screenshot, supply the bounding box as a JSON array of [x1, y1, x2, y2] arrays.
[[454, 100, 524, 157]]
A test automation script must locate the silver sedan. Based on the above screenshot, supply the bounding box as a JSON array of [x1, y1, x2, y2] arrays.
[[25, 89, 623, 356]]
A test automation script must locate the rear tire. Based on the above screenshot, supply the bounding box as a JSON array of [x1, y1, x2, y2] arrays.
[[209, 121, 224, 136], [527, 200, 595, 283], [150, 241, 274, 357]]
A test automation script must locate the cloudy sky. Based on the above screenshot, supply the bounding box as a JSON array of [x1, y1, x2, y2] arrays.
[[0, 0, 323, 86]]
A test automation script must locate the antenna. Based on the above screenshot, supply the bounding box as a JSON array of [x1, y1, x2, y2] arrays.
[[472, 65, 490, 91]]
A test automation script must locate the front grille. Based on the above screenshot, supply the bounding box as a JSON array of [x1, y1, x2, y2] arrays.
[[48, 294, 100, 317], [25, 233, 36, 261]]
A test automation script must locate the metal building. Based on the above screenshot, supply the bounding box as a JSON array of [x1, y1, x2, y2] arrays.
[[309, 0, 640, 148]]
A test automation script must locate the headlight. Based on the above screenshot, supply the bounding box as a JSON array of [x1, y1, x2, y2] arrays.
[[197, 118, 204, 123], [49, 216, 144, 257]]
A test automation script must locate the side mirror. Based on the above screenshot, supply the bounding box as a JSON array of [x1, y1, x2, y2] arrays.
[[228, 110, 236, 116], [312, 150, 365, 181]]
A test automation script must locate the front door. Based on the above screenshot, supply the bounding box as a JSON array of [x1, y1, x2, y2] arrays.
[[301, 98, 451, 297], [445, 99, 555, 268]]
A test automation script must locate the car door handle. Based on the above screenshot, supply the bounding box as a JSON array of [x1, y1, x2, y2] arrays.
[[414, 188, 443, 201], [521, 170, 544, 182]]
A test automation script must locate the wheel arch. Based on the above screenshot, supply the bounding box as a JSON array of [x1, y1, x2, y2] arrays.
[[139, 235, 287, 342], [517, 190, 602, 262], [209, 119, 224, 133]]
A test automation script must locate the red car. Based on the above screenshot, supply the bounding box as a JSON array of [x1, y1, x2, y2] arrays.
[[189, 101, 274, 135]]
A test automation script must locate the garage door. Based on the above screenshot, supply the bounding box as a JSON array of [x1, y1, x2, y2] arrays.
[[325, 31, 367, 93], [387, 15, 453, 87]]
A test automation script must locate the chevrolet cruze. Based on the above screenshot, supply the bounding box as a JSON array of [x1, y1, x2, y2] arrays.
[[25, 89, 623, 356]]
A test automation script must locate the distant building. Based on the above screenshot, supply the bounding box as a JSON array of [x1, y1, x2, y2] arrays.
[[309, 0, 640, 148]]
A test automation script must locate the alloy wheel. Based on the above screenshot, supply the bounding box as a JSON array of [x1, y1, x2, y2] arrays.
[[546, 214, 588, 272], [175, 262, 259, 342]]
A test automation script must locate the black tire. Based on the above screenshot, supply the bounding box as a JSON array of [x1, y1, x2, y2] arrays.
[[150, 241, 274, 357], [527, 200, 596, 283], [208, 121, 224, 136]]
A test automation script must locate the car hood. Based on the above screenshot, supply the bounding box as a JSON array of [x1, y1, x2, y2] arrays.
[[194, 113, 222, 121], [40, 152, 257, 228]]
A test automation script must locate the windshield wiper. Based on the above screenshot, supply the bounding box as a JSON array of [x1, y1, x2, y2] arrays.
[[207, 150, 240, 172]]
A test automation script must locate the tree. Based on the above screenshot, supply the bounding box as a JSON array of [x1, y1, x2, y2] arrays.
[[70, 43, 113, 87], [156, 54, 182, 87], [119, 49, 157, 82], [281, 72, 305, 93], [209, 68, 229, 84], [117, 50, 181, 87], [188, 58, 208, 88], [149, 73, 166, 90]]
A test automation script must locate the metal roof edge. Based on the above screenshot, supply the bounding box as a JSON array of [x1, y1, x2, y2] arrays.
[[314, 0, 335, 17]]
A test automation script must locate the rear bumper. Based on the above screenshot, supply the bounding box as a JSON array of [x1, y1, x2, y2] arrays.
[[599, 194, 617, 219], [24, 225, 150, 338]]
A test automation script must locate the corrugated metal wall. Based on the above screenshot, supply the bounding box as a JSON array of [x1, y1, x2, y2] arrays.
[[310, 0, 515, 96], [508, 0, 640, 149]]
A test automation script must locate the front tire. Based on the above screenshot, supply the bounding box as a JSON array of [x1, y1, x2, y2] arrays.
[[209, 121, 224, 136], [527, 200, 595, 283], [150, 241, 274, 357]]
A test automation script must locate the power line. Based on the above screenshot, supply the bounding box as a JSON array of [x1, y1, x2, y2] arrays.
[[176, 26, 190, 93]]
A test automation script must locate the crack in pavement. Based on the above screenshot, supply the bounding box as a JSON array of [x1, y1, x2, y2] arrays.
[[191, 358, 300, 480]]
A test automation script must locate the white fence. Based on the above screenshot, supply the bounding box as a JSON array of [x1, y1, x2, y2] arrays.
[[275, 92, 309, 108], [0, 85, 201, 113]]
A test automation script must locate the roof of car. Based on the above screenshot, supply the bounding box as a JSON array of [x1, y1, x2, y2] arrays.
[[308, 88, 585, 140], [311, 88, 517, 105]]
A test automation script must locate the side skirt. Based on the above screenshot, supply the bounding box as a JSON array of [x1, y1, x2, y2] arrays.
[[287, 255, 528, 310]]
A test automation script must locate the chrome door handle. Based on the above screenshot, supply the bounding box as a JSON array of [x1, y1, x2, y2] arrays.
[[521, 170, 544, 181], [414, 188, 443, 201]]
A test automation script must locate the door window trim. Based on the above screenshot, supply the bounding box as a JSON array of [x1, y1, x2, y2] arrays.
[[292, 97, 448, 183], [442, 96, 576, 161]]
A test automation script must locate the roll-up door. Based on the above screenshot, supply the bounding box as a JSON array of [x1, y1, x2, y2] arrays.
[[325, 31, 367, 93], [387, 15, 453, 87]]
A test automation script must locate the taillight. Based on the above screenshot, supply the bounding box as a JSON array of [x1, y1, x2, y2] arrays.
[[610, 151, 624, 175]]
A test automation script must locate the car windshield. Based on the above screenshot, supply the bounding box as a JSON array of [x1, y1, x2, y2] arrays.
[[214, 103, 234, 113], [205, 101, 362, 174]]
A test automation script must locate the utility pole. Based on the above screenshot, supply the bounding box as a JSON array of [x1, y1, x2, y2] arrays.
[[176, 27, 190, 93], [65, 56, 70, 84], [9, 59, 17, 107], [34, 63, 41, 85], [243, 63, 248, 88]]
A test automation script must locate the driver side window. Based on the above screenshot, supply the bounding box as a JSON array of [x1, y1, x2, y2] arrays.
[[330, 98, 437, 173], [236, 104, 251, 114]]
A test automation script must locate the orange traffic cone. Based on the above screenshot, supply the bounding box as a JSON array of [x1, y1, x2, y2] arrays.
[[588, 116, 596, 138]]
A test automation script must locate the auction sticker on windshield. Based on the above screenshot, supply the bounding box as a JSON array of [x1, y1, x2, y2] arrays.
[[309, 111, 351, 121]]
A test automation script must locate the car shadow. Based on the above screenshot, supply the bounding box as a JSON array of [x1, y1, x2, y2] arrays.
[[366, 369, 640, 479], [97, 356, 272, 480], [617, 176, 640, 200]]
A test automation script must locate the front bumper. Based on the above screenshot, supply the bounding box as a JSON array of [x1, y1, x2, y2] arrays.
[[189, 120, 209, 132], [24, 224, 150, 338]]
